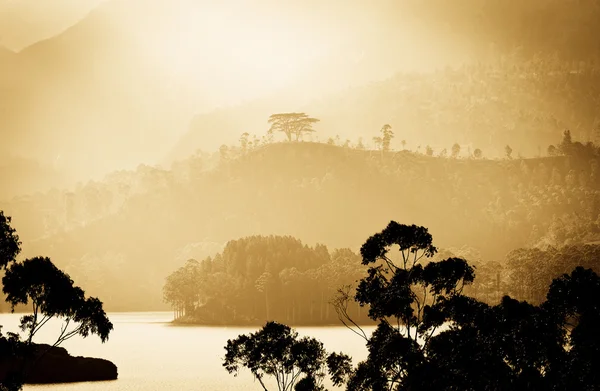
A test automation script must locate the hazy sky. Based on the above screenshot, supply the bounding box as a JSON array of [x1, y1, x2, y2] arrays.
[[0, 0, 473, 185]]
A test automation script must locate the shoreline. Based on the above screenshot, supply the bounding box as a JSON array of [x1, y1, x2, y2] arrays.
[[169, 316, 376, 328]]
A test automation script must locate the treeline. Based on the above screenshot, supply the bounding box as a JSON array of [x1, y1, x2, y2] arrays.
[[3, 134, 600, 312], [163, 236, 369, 325], [163, 234, 600, 325], [319, 60, 600, 157]]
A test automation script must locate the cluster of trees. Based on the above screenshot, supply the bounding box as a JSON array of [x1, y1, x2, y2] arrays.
[[163, 234, 600, 329], [163, 236, 368, 325], [0, 211, 112, 390], [468, 244, 600, 306], [224, 222, 600, 390]]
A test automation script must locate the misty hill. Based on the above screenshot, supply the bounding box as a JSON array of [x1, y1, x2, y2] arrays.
[[172, 61, 600, 162], [5, 0, 600, 196], [0, 0, 104, 50], [2, 138, 599, 311], [0, 0, 469, 196], [0, 0, 196, 183], [0, 156, 68, 200], [169, 0, 600, 161]]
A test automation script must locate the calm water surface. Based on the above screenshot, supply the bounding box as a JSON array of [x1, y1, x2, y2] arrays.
[[0, 312, 371, 391]]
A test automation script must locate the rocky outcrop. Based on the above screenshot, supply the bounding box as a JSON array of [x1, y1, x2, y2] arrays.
[[0, 343, 118, 384]]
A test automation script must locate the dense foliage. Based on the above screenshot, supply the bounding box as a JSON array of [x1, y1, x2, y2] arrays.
[[472, 243, 600, 305], [226, 222, 600, 390], [0, 211, 20, 269], [224, 321, 348, 391], [163, 236, 367, 325]]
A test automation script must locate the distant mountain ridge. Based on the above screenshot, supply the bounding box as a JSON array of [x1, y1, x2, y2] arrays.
[[0, 0, 104, 51]]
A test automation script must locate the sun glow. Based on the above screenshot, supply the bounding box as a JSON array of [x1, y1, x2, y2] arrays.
[[141, 2, 332, 104]]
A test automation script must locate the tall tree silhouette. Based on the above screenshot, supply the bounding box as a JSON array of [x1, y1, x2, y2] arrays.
[[332, 221, 475, 389], [380, 124, 394, 152], [224, 321, 349, 391]]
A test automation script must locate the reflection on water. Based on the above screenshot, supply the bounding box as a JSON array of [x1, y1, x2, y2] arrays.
[[0, 312, 370, 391]]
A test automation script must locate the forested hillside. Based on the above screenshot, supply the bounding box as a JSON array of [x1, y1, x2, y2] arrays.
[[1, 133, 599, 311], [162, 234, 600, 326]]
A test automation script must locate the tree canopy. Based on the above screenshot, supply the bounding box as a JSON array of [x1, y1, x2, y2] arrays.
[[268, 113, 320, 142], [224, 321, 350, 391], [326, 221, 600, 390], [2, 256, 113, 346], [0, 211, 20, 269], [163, 235, 366, 325]]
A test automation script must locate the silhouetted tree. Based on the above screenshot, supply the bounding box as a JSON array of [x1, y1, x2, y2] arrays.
[[473, 148, 483, 159], [224, 321, 348, 391], [0, 214, 113, 390], [451, 143, 461, 158], [239, 132, 250, 153], [543, 266, 600, 388], [331, 222, 475, 390], [505, 144, 513, 159], [425, 145, 434, 156], [559, 129, 573, 154], [3, 257, 113, 349], [268, 113, 320, 142], [328, 222, 600, 390], [379, 124, 394, 152], [547, 144, 558, 156], [0, 211, 20, 269]]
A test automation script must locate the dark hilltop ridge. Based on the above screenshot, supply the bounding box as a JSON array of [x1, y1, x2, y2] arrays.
[[0, 343, 117, 384]]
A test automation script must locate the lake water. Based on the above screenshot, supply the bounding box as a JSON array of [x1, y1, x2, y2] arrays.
[[0, 312, 372, 391]]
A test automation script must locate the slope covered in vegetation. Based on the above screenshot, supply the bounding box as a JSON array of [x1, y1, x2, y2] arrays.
[[2, 136, 599, 311]]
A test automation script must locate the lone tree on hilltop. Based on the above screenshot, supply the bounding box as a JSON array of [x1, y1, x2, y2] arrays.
[[267, 113, 320, 142]]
